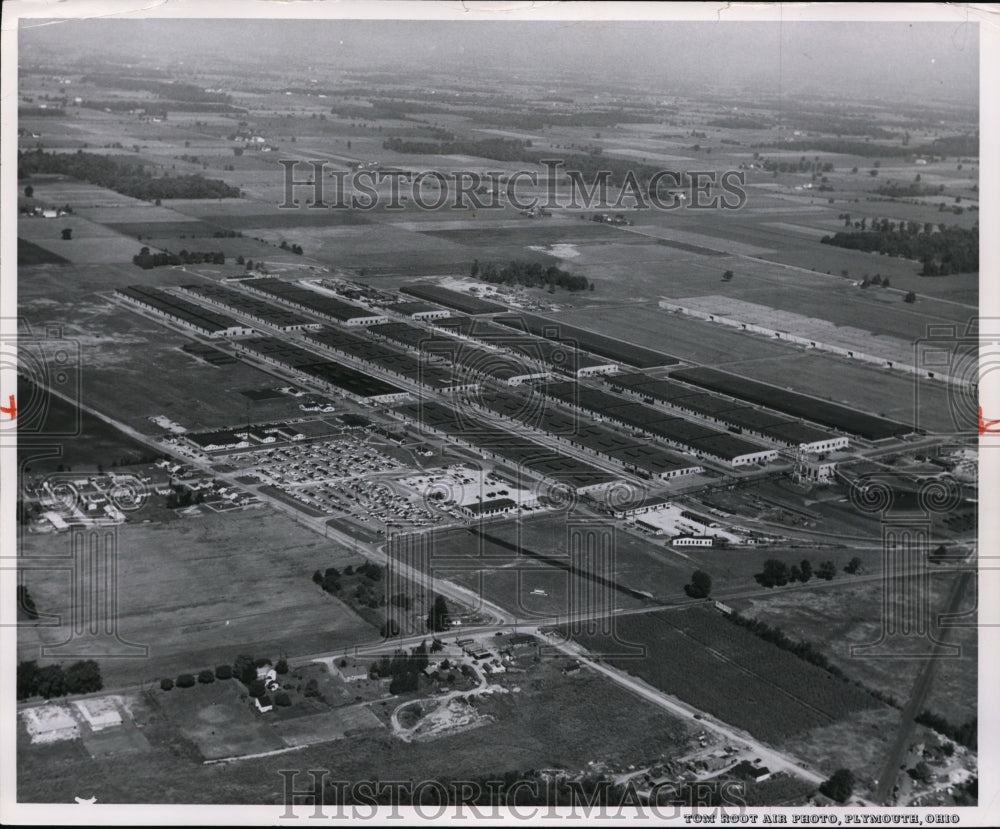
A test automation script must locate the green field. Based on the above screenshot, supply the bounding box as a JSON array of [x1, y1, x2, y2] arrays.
[[18, 508, 375, 689]]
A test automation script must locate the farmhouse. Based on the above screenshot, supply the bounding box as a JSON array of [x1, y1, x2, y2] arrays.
[[338, 662, 370, 682]]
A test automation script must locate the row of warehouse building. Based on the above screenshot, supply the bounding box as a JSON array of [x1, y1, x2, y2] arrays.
[[540, 380, 780, 467], [176, 283, 321, 331], [607, 373, 850, 451], [394, 400, 618, 496], [232, 337, 409, 404], [466, 388, 703, 480], [428, 315, 619, 378], [369, 321, 549, 386], [242, 278, 389, 326], [115, 285, 255, 338], [303, 327, 480, 393]]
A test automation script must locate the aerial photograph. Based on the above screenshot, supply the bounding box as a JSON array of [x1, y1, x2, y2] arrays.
[[5, 3, 987, 822]]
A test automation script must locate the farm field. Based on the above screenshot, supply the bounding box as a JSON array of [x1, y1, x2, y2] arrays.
[[569, 606, 888, 748], [413, 505, 885, 618], [17, 508, 375, 689], [554, 304, 958, 431], [736, 570, 977, 727], [16, 390, 154, 473], [17, 265, 309, 434], [13, 20, 982, 811], [18, 657, 695, 804], [17, 238, 70, 265]]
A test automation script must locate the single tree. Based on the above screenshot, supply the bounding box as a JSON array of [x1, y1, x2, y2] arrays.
[[232, 654, 257, 685], [816, 560, 837, 581], [65, 660, 103, 694], [820, 769, 855, 803], [61, 227, 73, 240], [799, 559, 813, 582], [684, 570, 713, 599], [24, 185, 34, 198], [427, 594, 450, 632]]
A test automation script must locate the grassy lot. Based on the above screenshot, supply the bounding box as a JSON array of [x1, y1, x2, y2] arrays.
[[17, 390, 155, 473], [18, 656, 695, 804], [406, 508, 877, 619], [18, 267, 308, 433], [18, 507, 376, 689], [737, 569, 977, 726]]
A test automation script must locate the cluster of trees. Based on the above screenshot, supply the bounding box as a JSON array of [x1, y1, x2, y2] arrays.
[[783, 115, 900, 139], [858, 274, 890, 289], [820, 224, 978, 275], [18, 149, 242, 201], [755, 558, 837, 588], [83, 75, 233, 104], [758, 157, 835, 174], [133, 247, 226, 268], [471, 259, 590, 292], [278, 240, 304, 255], [158, 664, 290, 693], [383, 136, 531, 162], [874, 182, 946, 198], [759, 139, 914, 157], [915, 710, 977, 750], [18, 106, 66, 117], [371, 642, 431, 694], [17, 659, 102, 700], [382, 136, 666, 188], [819, 768, 855, 803], [313, 562, 384, 609], [684, 570, 712, 599]]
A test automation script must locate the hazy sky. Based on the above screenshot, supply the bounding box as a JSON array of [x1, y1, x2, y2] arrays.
[[20, 18, 979, 106]]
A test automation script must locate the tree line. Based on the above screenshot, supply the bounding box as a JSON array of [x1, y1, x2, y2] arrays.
[[370, 642, 432, 694], [821, 224, 978, 276], [82, 75, 233, 104], [17, 659, 103, 700], [915, 710, 977, 750], [382, 136, 670, 188], [133, 246, 226, 268], [471, 259, 590, 292], [18, 149, 242, 201]]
